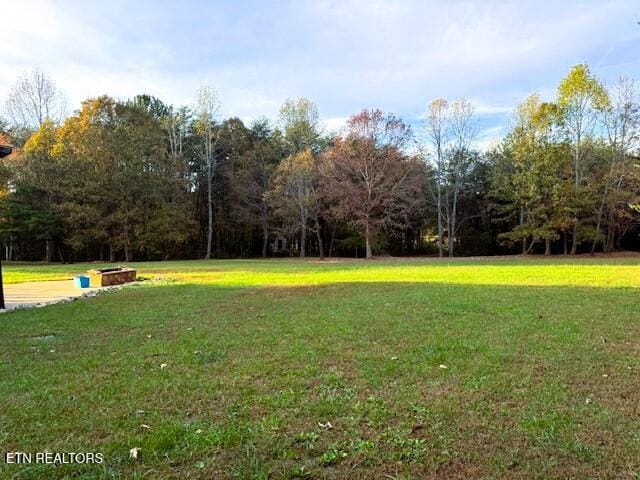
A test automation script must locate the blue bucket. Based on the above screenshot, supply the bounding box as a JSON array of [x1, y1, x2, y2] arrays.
[[74, 275, 90, 288]]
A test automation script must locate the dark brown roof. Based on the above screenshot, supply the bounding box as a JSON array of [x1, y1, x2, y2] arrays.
[[0, 145, 12, 158]]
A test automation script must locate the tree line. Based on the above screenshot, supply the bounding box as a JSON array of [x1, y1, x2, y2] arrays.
[[1, 64, 639, 262]]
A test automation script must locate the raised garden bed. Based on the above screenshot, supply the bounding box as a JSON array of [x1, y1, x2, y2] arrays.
[[88, 267, 136, 287]]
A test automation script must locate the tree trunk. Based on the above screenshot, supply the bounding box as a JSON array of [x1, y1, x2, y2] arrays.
[[563, 232, 568, 255], [570, 131, 581, 256], [448, 194, 457, 258], [261, 223, 268, 258], [520, 208, 526, 254], [205, 158, 213, 260], [109, 244, 116, 262], [300, 226, 306, 258], [605, 224, 615, 253], [570, 223, 578, 255], [545, 237, 551, 256], [615, 232, 623, 250], [591, 192, 608, 254], [329, 224, 336, 258], [365, 223, 372, 259], [437, 184, 443, 258], [316, 225, 324, 259], [45, 239, 54, 263]]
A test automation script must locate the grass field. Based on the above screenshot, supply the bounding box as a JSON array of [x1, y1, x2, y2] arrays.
[[1, 257, 639, 479]]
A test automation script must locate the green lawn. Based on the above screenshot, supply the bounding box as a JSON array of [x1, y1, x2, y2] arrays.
[[1, 257, 639, 479]]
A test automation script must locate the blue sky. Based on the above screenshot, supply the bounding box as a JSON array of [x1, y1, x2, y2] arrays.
[[1, 0, 639, 148]]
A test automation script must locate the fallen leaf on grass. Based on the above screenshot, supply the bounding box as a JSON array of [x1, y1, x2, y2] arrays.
[[318, 421, 333, 430], [129, 447, 141, 459]]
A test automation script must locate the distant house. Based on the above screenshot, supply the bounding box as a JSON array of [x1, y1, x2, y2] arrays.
[[270, 234, 288, 255], [0, 131, 13, 158], [0, 144, 12, 159]]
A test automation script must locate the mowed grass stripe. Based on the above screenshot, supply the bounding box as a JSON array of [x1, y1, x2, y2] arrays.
[[4, 257, 640, 288]]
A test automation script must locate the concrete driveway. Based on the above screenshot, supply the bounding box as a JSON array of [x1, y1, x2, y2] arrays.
[[2, 280, 101, 311]]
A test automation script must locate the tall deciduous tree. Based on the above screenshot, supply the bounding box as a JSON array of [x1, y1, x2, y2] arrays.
[[322, 109, 424, 259], [445, 99, 479, 257], [5, 69, 66, 132], [20, 120, 63, 261], [424, 99, 479, 257], [593, 77, 640, 252], [194, 86, 221, 259], [424, 99, 449, 257], [163, 106, 191, 164], [279, 97, 322, 155], [557, 64, 609, 254], [491, 94, 566, 255], [266, 149, 319, 257]]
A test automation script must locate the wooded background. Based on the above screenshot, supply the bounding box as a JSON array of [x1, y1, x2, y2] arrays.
[[1, 64, 639, 261]]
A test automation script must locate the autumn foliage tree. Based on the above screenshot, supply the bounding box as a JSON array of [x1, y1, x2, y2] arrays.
[[49, 96, 196, 261], [266, 148, 320, 258], [557, 64, 610, 254], [321, 110, 425, 258], [491, 94, 567, 255]]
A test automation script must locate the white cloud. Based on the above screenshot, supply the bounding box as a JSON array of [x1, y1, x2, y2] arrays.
[[472, 102, 513, 116], [0, 0, 638, 136], [321, 116, 348, 134], [475, 125, 505, 152]]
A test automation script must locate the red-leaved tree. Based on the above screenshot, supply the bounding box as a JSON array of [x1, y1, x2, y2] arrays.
[[321, 109, 425, 258]]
